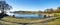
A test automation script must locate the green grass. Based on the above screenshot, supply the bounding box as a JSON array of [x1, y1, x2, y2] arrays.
[[0, 16, 42, 25], [54, 13, 60, 17], [1, 16, 41, 23], [0, 20, 21, 25], [46, 18, 60, 25], [46, 13, 60, 25]]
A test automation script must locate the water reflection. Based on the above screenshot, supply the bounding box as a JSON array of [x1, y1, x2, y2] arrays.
[[7, 13, 44, 18]]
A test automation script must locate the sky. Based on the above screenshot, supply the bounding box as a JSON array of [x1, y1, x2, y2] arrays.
[[5, 0, 60, 11]]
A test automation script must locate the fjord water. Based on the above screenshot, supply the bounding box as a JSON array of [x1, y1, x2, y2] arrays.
[[7, 13, 44, 18]]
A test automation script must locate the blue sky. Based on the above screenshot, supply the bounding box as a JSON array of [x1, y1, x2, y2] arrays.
[[5, 0, 60, 11]]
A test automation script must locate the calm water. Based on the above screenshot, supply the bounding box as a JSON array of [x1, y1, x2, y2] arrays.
[[7, 13, 44, 18]]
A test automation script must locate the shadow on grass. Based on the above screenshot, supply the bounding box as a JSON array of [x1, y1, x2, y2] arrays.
[[0, 13, 9, 20]]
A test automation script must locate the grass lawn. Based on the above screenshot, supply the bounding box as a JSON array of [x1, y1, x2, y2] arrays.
[[0, 16, 42, 25], [0, 20, 21, 25], [1, 16, 41, 23], [46, 13, 60, 25], [46, 18, 60, 25]]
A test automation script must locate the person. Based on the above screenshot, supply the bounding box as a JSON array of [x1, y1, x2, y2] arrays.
[[44, 15, 46, 18], [13, 15, 15, 18], [48, 15, 50, 18]]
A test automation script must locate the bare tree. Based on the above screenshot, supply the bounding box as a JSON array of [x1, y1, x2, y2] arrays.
[[56, 7, 60, 13], [0, 0, 12, 14], [44, 8, 54, 13]]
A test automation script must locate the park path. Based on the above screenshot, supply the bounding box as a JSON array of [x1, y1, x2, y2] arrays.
[[34, 17, 57, 25], [25, 17, 57, 25], [0, 17, 57, 25]]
